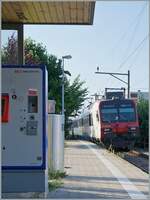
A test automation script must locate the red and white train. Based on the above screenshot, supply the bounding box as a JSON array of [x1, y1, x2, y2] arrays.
[[70, 98, 139, 150]]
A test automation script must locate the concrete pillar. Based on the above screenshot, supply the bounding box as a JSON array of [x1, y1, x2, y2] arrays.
[[18, 24, 24, 65]]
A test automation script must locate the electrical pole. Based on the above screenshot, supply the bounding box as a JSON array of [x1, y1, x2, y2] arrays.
[[128, 70, 130, 98], [95, 69, 130, 98]]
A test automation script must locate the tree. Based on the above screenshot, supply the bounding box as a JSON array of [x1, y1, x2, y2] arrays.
[[64, 75, 88, 134], [2, 33, 18, 64], [65, 75, 88, 116], [2, 34, 88, 134], [137, 98, 149, 148]]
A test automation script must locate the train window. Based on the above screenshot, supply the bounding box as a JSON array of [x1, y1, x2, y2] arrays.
[[89, 114, 93, 126], [82, 118, 84, 125], [101, 108, 118, 123], [101, 109, 117, 113], [73, 120, 78, 128], [83, 115, 89, 125], [119, 107, 136, 122], [79, 118, 83, 127], [119, 100, 134, 107], [120, 104, 132, 107], [86, 115, 89, 125], [82, 118, 83, 126], [102, 104, 115, 108], [87, 115, 89, 125], [79, 119, 81, 127]]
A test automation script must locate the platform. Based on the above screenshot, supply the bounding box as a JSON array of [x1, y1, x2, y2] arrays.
[[48, 140, 149, 199]]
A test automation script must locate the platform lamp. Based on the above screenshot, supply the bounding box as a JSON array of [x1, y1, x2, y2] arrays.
[[61, 55, 72, 171], [62, 55, 72, 118]]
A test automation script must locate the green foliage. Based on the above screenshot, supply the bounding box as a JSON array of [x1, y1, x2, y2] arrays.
[[48, 170, 66, 191], [65, 75, 88, 117], [25, 37, 48, 64], [137, 98, 149, 146], [2, 33, 18, 64], [48, 170, 67, 179], [48, 179, 63, 191], [64, 75, 88, 134], [2, 34, 88, 134], [25, 36, 63, 112]]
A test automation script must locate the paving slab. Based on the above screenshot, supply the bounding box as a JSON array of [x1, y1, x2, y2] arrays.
[[48, 140, 149, 199]]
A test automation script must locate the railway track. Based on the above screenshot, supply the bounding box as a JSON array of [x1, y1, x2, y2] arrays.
[[110, 149, 149, 174], [91, 139, 149, 174]]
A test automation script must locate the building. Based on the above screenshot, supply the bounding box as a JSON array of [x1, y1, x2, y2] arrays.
[[130, 90, 149, 101]]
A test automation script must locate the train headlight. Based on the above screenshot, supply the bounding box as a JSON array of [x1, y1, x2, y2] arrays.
[[104, 128, 112, 134], [128, 127, 136, 131]]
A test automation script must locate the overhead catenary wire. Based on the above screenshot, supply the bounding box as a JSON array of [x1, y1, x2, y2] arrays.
[[116, 34, 149, 71], [111, 36, 148, 93], [127, 40, 147, 70], [121, 3, 147, 63], [107, 2, 148, 58], [106, 34, 149, 92], [105, 3, 148, 89], [100, 3, 148, 93], [119, 37, 148, 92]]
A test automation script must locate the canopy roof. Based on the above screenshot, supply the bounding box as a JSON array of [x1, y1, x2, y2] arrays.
[[2, 1, 95, 25]]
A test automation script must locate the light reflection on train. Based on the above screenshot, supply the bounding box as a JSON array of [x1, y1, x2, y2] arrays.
[[70, 98, 139, 150]]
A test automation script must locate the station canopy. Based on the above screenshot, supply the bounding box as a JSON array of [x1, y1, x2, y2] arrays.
[[2, 1, 95, 25]]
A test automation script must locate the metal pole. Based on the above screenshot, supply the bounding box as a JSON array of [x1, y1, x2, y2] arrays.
[[95, 70, 130, 98], [95, 71, 128, 76], [62, 58, 64, 117], [128, 70, 130, 98], [61, 57, 65, 172], [62, 58, 65, 135], [61, 55, 71, 171]]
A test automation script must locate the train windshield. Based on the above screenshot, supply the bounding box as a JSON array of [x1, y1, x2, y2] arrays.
[[100, 100, 136, 123], [119, 102, 136, 122], [101, 104, 118, 123]]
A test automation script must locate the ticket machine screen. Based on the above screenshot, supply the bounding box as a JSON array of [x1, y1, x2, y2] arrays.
[[1, 94, 9, 122]]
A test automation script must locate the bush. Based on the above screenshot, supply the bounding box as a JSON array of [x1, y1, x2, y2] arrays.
[[48, 170, 67, 191], [137, 98, 149, 148]]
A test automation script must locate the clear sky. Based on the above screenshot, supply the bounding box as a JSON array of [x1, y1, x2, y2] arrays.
[[2, 1, 149, 102]]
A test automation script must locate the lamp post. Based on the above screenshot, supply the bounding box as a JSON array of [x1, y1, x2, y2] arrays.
[[62, 55, 72, 118], [61, 55, 72, 171]]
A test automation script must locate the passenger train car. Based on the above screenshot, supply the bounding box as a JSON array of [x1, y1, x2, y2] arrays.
[[71, 98, 139, 150]]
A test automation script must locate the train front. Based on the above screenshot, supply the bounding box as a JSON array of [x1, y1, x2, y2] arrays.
[[99, 99, 139, 150]]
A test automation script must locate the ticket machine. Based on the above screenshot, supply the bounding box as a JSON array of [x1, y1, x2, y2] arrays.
[[2, 65, 48, 194]]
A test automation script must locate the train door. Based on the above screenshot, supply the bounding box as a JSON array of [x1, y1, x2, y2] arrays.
[[89, 113, 94, 138]]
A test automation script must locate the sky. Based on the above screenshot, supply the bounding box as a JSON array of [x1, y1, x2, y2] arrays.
[[2, 1, 149, 104]]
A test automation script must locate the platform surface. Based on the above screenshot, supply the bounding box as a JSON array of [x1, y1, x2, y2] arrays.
[[48, 140, 149, 199]]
